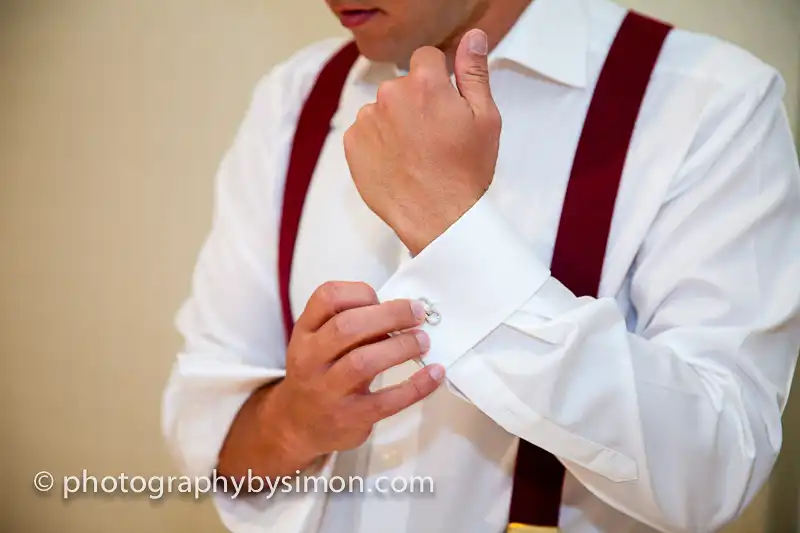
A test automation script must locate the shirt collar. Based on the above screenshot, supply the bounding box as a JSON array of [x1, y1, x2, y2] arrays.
[[354, 0, 590, 89], [490, 0, 589, 88]]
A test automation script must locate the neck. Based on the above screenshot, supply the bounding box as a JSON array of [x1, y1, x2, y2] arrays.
[[439, 0, 533, 71]]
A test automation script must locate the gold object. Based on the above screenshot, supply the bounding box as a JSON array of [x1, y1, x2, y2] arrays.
[[505, 524, 560, 533]]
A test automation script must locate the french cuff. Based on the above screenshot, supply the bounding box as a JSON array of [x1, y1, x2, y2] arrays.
[[377, 194, 551, 370]]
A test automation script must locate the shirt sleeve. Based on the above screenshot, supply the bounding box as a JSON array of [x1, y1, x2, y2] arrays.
[[376, 65, 800, 532], [160, 38, 350, 533]]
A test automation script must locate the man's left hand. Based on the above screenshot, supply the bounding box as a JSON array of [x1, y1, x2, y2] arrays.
[[344, 29, 502, 256]]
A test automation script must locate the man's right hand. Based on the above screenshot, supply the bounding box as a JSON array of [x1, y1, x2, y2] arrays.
[[265, 281, 444, 469]]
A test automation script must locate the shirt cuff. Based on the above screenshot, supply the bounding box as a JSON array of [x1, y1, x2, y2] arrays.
[[377, 194, 551, 370]]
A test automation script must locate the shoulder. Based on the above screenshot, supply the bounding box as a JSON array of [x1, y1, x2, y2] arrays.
[[242, 37, 355, 130], [259, 37, 354, 93], [585, 1, 789, 174], [652, 25, 787, 156], [221, 38, 356, 208], [583, 1, 795, 202], [654, 25, 784, 103], [585, 1, 786, 111]]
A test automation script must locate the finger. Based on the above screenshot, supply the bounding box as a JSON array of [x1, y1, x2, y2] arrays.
[[315, 299, 428, 363], [454, 29, 495, 117], [296, 281, 378, 332], [360, 364, 445, 422], [328, 330, 431, 393], [354, 102, 378, 124], [408, 46, 451, 88]]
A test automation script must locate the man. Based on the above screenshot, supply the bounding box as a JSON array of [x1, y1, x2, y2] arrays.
[[161, 0, 800, 531]]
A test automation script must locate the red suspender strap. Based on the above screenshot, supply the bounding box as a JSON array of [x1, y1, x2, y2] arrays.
[[278, 42, 360, 340], [549, 11, 672, 298], [508, 11, 671, 529], [277, 9, 671, 530]]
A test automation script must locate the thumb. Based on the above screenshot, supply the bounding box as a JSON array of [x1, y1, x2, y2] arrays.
[[454, 29, 494, 116]]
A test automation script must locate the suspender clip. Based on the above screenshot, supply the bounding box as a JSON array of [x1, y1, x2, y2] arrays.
[[506, 524, 560, 533]]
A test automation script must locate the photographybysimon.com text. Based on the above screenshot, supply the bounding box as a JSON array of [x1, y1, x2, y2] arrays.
[[33, 469, 435, 501]]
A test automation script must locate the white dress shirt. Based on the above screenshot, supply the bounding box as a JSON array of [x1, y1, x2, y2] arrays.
[[160, 0, 800, 532]]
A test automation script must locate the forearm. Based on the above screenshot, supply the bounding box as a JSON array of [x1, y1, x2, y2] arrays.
[[217, 380, 321, 481]]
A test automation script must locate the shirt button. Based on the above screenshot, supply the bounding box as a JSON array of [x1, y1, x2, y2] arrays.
[[418, 297, 441, 325]]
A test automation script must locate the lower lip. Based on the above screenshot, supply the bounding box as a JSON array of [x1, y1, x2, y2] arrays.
[[338, 10, 379, 28]]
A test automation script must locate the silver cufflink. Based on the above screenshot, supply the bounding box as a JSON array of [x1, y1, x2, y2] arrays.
[[418, 297, 441, 326]]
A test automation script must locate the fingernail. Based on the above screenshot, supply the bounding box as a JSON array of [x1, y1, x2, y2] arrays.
[[428, 364, 445, 382], [411, 300, 427, 322], [468, 30, 488, 55], [414, 330, 430, 354]]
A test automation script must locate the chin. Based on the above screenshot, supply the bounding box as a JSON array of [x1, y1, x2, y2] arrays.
[[351, 42, 395, 63], [351, 37, 411, 66]]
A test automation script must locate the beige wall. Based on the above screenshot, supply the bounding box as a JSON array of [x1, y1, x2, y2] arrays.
[[1, 1, 798, 533]]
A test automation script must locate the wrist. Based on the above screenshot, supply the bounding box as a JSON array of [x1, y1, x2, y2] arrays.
[[257, 381, 322, 471], [393, 190, 484, 256]]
